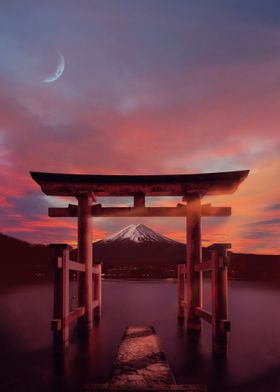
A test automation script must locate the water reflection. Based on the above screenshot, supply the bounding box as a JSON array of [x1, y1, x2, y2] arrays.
[[1, 280, 280, 392]]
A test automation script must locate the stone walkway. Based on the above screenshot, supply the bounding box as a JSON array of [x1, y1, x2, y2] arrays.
[[108, 326, 175, 386], [84, 326, 206, 392]]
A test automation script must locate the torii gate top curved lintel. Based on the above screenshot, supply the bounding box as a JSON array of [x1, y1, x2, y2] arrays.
[[30, 170, 249, 197]]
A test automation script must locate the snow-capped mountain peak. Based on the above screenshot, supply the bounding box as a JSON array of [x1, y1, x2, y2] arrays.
[[103, 224, 179, 244]]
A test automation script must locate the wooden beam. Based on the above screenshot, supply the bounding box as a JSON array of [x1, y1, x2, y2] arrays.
[[51, 319, 61, 332], [203, 205, 231, 216], [134, 193, 145, 207], [179, 203, 231, 217], [55, 259, 89, 273], [31, 170, 250, 197], [186, 194, 202, 332], [77, 193, 94, 331], [68, 306, 85, 323], [49, 204, 231, 218], [194, 259, 213, 272], [61, 246, 69, 345], [49, 205, 78, 217], [211, 245, 229, 354], [54, 256, 62, 268], [208, 243, 231, 250], [68, 260, 85, 272], [93, 264, 102, 320], [177, 264, 185, 319], [51, 306, 85, 332], [93, 300, 99, 309], [195, 307, 213, 324], [92, 265, 99, 274], [220, 319, 231, 333], [49, 244, 73, 347], [52, 251, 62, 343], [55, 258, 102, 275]]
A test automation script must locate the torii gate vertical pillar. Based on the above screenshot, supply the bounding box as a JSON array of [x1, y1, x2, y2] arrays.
[[77, 192, 94, 330], [185, 194, 202, 333]]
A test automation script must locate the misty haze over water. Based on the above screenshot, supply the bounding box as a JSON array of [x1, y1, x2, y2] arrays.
[[1, 280, 280, 392]]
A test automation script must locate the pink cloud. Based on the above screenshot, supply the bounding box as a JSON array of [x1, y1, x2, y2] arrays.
[[0, 53, 279, 254]]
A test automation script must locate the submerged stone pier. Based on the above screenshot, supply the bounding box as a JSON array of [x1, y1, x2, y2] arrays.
[[108, 326, 175, 385], [85, 326, 206, 391]]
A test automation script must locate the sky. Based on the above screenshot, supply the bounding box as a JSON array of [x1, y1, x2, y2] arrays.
[[0, 0, 279, 254]]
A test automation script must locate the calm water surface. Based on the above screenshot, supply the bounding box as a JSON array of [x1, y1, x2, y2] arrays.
[[1, 280, 280, 392]]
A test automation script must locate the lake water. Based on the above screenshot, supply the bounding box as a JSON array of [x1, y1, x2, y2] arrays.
[[1, 279, 280, 392]]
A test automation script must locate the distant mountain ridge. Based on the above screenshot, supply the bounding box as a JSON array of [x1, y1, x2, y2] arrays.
[[1, 225, 280, 282], [0, 233, 52, 285]]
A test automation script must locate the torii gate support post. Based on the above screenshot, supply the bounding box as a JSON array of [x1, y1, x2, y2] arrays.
[[211, 244, 230, 355], [50, 244, 71, 350], [93, 262, 102, 320], [177, 264, 185, 318], [186, 194, 202, 333], [77, 192, 94, 331]]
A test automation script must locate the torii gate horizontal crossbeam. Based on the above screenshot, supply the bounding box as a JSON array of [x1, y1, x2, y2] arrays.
[[48, 203, 231, 218]]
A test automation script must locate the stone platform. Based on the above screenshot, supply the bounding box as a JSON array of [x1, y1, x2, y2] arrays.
[[84, 385, 206, 391], [84, 326, 206, 392]]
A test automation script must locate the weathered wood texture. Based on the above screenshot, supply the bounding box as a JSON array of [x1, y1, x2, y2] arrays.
[[194, 307, 212, 324], [50, 244, 102, 346], [93, 263, 102, 320], [177, 264, 185, 319], [51, 307, 85, 332], [186, 195, 202, 332], [61, 246, 70, 345], [48, 204, 231, 218], [50, 244, 71, 347], [194, 260, 212, 272], [210, 244, 231, 355], [186, 244, 230, 355], [30, 170, 249, 196], [77, 193, 94, 330]]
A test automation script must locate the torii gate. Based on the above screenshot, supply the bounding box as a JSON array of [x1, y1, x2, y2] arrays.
[[31, 170, 249, 354]]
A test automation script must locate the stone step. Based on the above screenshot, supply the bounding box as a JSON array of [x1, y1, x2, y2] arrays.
[[84, 384, 207, 391]]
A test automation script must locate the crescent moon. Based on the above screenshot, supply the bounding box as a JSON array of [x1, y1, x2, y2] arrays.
[[43, 50, 65, 83]]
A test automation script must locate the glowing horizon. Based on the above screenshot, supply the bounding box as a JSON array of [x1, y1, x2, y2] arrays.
[[0, 1, 279, 254]]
